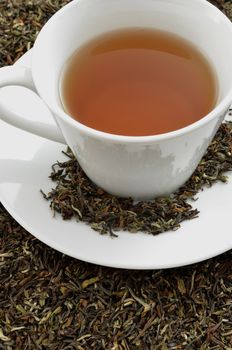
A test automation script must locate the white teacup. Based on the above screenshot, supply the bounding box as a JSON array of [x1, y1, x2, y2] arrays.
[[0, 0, 232, 200]]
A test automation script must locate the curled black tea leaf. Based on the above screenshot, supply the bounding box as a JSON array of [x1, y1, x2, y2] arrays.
[[42, 122, 232, 236]]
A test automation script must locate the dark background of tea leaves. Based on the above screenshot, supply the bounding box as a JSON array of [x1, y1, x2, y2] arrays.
[[0, 1, 232, 349]]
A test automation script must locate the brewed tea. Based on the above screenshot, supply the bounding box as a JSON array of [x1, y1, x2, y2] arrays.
[[61, 29, 217, 136]]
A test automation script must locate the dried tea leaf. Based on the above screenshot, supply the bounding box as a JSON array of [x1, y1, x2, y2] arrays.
[[0, 2, 232, 350], [177, 279, 186, 295], [42, 122, 232, 236], [81, 276, 100, 289], [0, 328, 10, 342]]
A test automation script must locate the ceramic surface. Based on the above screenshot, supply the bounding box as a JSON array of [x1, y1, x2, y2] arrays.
[[0, 51, 231, 270], [0, 0, 232, 199]]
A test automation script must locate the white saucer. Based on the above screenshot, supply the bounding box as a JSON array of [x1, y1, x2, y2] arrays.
[[0, 51, 231, 270]]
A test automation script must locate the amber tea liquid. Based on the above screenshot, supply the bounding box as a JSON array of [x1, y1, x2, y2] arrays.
[[61, 29, 217, 136]]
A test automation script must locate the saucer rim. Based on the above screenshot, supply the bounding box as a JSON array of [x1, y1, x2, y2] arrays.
[[1, 193, 231, 270], [0, 50, 231, 270]]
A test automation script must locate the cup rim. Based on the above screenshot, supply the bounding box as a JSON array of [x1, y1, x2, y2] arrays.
[[32, 0, 232, 143]]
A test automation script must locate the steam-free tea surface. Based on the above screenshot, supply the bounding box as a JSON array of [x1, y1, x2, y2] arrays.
[[1, 49, 232, 270], [61, 28, 217, 136]]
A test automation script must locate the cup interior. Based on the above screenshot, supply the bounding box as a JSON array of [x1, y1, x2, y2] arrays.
[[33, 0, 232, 121]]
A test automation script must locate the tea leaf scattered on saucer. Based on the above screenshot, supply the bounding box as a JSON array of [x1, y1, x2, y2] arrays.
[[42, 120, 232, 236], [1, 1, 232, 350]]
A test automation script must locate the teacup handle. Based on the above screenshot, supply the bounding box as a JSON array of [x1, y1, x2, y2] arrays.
[[0, 65, 65, 144]]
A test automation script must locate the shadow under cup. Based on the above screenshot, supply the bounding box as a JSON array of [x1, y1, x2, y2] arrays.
[[32, 0, 232, 199]]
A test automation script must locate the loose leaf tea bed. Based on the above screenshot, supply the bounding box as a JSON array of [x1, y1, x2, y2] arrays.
[[0, 1, 232, 349], [42, 122, 232, 237]]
